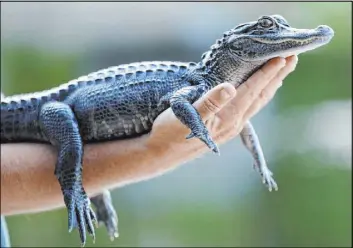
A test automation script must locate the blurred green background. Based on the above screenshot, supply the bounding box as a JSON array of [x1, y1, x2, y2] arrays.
[[1, 2, 351, 247]]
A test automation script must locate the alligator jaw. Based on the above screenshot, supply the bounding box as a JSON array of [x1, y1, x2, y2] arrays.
[[251, 25, 334, 59]]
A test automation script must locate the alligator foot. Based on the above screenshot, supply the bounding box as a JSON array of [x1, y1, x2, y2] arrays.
[[90, 190, 119, 241]]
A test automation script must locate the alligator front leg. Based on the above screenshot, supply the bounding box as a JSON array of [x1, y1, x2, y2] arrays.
[[40, 102, 97, 246], [169, 85, 219, 154], [240, 121, 278, 191], [90, 190, 119, 241]]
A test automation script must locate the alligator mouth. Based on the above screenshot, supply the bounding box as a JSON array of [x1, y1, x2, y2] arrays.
[[252, 25, 334, 47], [254, 35, 332, 45], [250, 25, 334, 58]]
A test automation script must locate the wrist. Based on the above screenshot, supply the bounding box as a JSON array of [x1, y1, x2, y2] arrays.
[[146, 129, 208, 166]]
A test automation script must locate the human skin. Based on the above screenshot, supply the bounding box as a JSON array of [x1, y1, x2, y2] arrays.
[[1, 56, 298, 215]]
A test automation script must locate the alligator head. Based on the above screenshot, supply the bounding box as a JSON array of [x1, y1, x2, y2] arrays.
[[200, 15, 334, 86]]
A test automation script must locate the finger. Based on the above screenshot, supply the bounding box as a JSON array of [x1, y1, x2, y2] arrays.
[[243, 55, 299, 120], [193, 83, 236, 120], [232, 57, 286, 112], [275, 55, 298, 82], [243, 78, 283, 121]]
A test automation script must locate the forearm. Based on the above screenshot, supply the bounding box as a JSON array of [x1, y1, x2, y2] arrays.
[[1, 56, 295, 217], [0, 131, 205, 216]]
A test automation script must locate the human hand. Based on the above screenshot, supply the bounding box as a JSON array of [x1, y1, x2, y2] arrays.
[[148, 55, 298, 156], [1, 56, 298, 215]]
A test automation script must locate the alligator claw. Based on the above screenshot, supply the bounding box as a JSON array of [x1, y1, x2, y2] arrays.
[[259, 167, 278, 192], [90, 191, 119, 241], [198, 132, 220, 155], [63, 188, 96, 246], [96, 206, 119, 241], [185, 132, 196, 139], [186, 130, 220, 155]]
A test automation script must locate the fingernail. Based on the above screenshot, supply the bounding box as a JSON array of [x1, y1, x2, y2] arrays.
[[279, 58, 286, 67], [287, 55, 298, 65], [220, 88, 231, 101]]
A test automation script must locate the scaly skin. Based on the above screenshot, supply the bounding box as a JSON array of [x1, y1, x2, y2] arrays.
[[90, 190, 119, 240], [0, 15, 334, 246]]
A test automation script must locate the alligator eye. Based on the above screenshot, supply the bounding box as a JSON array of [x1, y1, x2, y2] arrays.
[[258, 18, 274, 28]]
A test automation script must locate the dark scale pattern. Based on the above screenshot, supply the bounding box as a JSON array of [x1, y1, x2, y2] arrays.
[[65, 62, 196, 142], [1, 61, 201, 245], [1, 99, 44, 142], [0, 15, 334, 246], [39, 101, 97, 246]]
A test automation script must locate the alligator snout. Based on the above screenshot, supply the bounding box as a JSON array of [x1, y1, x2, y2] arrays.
[[316, 25, 334, 37]]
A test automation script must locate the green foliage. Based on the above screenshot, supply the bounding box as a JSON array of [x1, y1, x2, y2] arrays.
[[2, 46, 79, 95]]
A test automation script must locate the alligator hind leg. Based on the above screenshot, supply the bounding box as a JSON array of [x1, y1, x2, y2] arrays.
[[240, 121, 278, 191], [90, 190, 119, 241], [40, 101, 97, 246]]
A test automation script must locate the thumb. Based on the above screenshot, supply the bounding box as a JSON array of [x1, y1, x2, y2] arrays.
[[193, 83, 236, 120]]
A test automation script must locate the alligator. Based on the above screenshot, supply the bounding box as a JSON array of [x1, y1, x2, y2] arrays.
[[0, 15, 334, 246]]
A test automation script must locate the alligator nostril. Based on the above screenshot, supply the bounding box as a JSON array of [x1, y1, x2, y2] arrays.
[[316, 25, 334, 36], [317, 25, 328, 30]]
